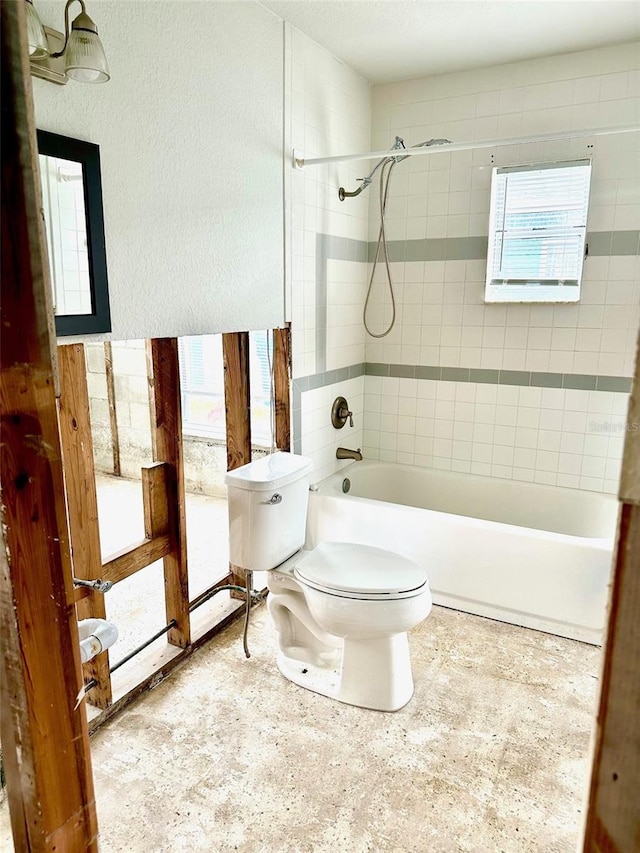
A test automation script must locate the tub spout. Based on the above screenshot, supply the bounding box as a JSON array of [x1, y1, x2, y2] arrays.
[[336, 447, 363, 461]]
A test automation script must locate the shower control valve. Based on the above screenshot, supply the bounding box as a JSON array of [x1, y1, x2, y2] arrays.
[[331, 396, 354, 429]]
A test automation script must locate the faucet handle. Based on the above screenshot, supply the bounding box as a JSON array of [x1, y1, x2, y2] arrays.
[[331, 396, 354, 429], [342, 406, 354, 428]]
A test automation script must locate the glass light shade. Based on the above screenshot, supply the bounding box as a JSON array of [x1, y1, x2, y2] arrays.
[[26, 0, 49, 59], [64, 28, 110, 83]]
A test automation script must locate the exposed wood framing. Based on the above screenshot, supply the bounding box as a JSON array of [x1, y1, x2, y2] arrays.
[[273, 326, 291, 452], [98, 462, 172, 585], [0, 2, 98, 848], [101, 534, 172, 585], [223, 332, 252, 595], [146, 338, 190, 648], [87, 588, 242, 735], [584, 333, 640, 853], [58, 343, 112, 709], [103, 341, 121, 476], [619, 346, 640, 505], [142, 461, 170, 538], [222, 331, 252, 469]]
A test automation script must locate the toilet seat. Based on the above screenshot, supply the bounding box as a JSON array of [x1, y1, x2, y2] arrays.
[[294, 542, 428, 601]]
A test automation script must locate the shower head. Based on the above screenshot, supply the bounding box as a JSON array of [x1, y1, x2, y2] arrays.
[[392, 138, 452, 163]]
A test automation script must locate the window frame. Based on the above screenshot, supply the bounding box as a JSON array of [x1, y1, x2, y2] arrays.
[[484, 158, 592, 305]]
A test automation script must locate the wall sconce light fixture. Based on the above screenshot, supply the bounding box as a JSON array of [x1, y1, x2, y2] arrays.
[[27, 0, 110, 85]]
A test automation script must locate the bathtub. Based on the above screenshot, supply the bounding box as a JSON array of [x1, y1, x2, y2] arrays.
[[305, 461, 618, 644]]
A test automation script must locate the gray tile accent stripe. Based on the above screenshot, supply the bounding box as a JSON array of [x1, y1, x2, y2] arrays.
[[596, 376, 633, 392], [293, 363, 631, 394], [530, 372, 562, 388], [293, 364, 367, 397], [316, 235, 370, 374], [315, 234, 328, 374], [442, 367, 470, 382], [324, 235, 369, 262], [562, 374, 597, 390], [366, 231, 640, 263], [588, 230, 640, 257], [610, 231, 640, 255], [292, 382, 302, 455], [314, 229, 638, 378], [498, 370, 531, 386]]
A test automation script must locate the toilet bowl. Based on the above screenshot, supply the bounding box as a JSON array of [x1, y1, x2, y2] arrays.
[[269, 542, 432, 711], [226, 452, 433, 712]]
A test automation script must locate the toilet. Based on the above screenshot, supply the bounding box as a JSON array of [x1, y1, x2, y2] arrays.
[[226, 452, 432, 712]]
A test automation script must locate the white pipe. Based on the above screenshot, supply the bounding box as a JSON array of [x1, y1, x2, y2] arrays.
[[78, 618, 118, 663], [294, 124, 640, 169]]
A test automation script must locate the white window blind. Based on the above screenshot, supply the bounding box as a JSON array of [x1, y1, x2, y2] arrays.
[[485, 159, 592, 303]]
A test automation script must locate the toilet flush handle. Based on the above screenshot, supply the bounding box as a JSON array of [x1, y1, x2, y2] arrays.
[[261, 493, 282, 505]]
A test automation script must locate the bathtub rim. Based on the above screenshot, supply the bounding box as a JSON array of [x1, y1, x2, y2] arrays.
[[311, 460, 618, 548]]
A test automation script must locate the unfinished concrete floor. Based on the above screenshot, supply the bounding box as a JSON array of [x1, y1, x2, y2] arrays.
[[1, 598, 601, 852]]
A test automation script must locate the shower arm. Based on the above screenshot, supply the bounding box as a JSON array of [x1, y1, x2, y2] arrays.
[[338, 138, 451, 201], [338, 136, 405, 201], [337, 161, 380, 200]]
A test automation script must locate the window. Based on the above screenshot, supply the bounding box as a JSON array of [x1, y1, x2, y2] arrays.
[[178, 332, 273, 447], [485, 159, 592, 303]]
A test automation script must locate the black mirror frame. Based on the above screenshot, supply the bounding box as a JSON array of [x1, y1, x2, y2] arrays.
[[37, 130, 112, 336]]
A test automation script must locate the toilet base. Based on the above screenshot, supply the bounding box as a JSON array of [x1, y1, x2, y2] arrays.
[[276, 632, 414, 712]]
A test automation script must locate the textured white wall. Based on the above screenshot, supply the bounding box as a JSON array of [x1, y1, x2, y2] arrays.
[[33, 1, 285, 340]]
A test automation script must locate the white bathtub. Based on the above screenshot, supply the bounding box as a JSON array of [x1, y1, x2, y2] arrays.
[[306, 461, 618, 644]]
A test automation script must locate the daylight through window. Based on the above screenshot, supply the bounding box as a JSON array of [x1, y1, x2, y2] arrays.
[[485, 159, 592, 303]]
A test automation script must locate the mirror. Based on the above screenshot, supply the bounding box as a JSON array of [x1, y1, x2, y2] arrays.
[[37, 130, 111, 336]]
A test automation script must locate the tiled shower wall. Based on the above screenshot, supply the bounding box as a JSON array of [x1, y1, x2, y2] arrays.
[[359, 42, 639, 493], [288, 27, 372, 480]]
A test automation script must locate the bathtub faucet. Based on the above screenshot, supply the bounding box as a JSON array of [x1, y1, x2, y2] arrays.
[[336, 447, 363, 461]]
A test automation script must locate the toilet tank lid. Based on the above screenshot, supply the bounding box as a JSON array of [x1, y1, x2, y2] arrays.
[[225, 452, 313, 492], [295, 542, 427, 595]]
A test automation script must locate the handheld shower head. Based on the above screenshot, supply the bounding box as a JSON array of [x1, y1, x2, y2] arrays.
[[392, 137, 452, 163]]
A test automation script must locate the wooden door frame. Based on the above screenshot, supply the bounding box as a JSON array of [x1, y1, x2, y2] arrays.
[[583, 334, 640, 851], [1, 3, 98, 848]]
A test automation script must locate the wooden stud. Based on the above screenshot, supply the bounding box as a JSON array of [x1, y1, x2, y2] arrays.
[[619, 337, 640, 506], [103, 341, 121, 477], [74, 585, 93, 604], [58, 343, 112, 709], [222, 332, 252, 595], [146, 338, 190, 648], [87, 594, 244, 735], [222, 332, 252, 470], [142, 462, 170, 539], [0, 2, 98, 848], [583, 334, 640, 852], [273, 326, 291, 452], [98, 464, 171, 586], [101, 536, 172, 586]]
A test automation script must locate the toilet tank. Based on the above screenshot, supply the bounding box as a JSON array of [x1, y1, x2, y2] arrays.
[[225, 452, 313, 571]]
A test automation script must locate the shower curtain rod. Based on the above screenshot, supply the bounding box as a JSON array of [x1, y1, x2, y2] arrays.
[[293, 124, 639, 169]]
